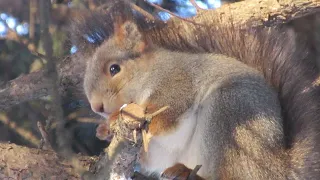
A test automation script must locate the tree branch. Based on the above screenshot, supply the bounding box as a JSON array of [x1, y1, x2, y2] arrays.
[[200, 0, 320, 27], [0, 70, 49, 111], [0, 1, 319, 179], [143, 0, 320, 52], [0, 143, 92, 179], [1, 0, 319, 113], [0, 55, 86, 112]]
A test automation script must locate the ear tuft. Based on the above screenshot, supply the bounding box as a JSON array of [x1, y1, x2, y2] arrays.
[[122, 21, 141, 42], [114, 21, 147, 53]]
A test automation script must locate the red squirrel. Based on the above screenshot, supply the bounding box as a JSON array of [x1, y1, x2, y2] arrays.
[[72, 5, 320, 180]]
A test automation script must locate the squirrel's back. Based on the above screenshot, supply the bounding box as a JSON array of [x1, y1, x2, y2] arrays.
[[71, 4, 320, 179], [143, 20, 320, 178]]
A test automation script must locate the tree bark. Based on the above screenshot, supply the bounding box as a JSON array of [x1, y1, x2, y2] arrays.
[[0, 55, 87, 112], [1, 0, 319, 112], [0, 143, 92, 179], [0, 0, 320, 179], [143, 0, 320, 52], [197, 0, 320, 27]]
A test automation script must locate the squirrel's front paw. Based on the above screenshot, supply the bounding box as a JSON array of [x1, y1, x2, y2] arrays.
[[161, 163, 204, 180], [96, 122, 113, 141], [95, 111, 119, 141]]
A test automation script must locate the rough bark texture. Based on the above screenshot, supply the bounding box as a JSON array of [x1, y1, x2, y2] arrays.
[[0, 0, 319, 112], [0, 143, 94, 179], [0, 0, 320, 179], [0, 56, 86, 112], [143, 0, 320, 52], [83, 103, 147, 180], [197, 0, 320, 27]]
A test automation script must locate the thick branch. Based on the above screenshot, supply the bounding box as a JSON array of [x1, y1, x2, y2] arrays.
[[0, 143, 93, 179], [0, 70, 48, 111], [1, 0, 319, 110], [0, 0, 319, 179], [193, 0, 320, 27], [0, 55, 86, 112], [143, 0, 320, 52]]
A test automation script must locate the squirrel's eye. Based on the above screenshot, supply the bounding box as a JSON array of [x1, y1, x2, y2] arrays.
[[109, 64, 121, 77]]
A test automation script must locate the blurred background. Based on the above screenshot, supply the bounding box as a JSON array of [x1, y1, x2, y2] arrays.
[[0, 0, 319, 157]]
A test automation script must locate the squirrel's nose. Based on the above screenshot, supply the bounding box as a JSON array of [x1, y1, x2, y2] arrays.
[[91, 103, 104, 113]]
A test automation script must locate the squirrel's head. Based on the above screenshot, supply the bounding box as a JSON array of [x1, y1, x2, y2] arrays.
[[84, 21, 153, 118]]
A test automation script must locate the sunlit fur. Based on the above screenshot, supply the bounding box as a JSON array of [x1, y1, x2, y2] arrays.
[[72, 4, 320, 179]]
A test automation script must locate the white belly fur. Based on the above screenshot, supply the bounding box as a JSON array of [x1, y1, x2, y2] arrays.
[[140, 108, 201, 176]]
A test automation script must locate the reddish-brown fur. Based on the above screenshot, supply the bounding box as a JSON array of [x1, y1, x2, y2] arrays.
[[71, 1, 320, 179]]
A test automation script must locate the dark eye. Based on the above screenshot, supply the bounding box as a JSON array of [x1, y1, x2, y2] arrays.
[[109, 64, 121, 76]]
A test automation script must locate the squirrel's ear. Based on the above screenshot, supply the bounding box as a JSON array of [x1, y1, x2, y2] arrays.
[[114, 21, 147, 54]]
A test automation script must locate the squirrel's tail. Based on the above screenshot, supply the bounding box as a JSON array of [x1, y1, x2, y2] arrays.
[[210, 24, 320, 179], [166, 24, 320, 178], [145, 20, 320, 178], [69, 2, 320, 177]]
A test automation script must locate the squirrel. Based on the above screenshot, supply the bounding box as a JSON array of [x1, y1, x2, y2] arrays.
[[71, 5, 320, 180]]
